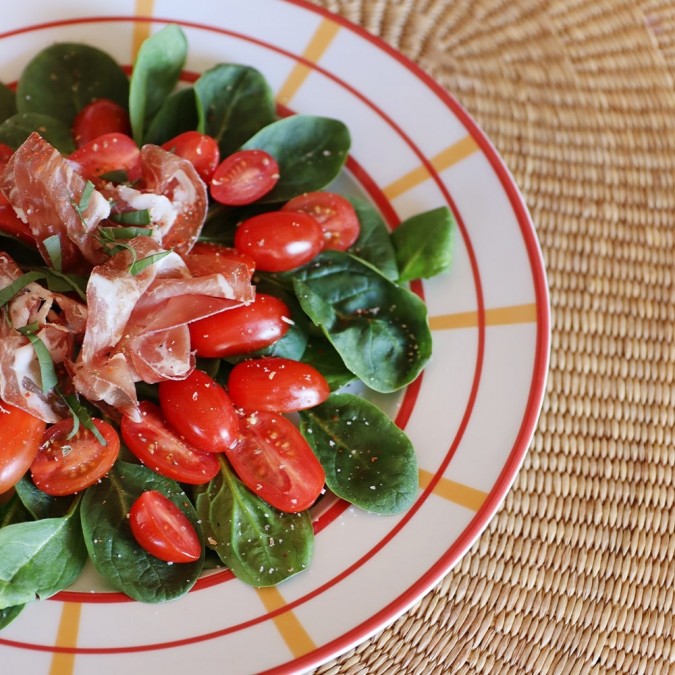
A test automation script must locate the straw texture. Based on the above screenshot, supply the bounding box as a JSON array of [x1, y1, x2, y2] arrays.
[[309, 0, 675, 672]]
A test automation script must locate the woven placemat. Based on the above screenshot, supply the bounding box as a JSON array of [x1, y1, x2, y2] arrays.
[[308, 0, 675, 673]]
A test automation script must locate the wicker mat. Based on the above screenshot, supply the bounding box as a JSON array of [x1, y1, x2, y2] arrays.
[[307, 0, 675, 673]]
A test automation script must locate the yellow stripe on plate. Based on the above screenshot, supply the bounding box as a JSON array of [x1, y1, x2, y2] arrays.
[[256, 587, 316, 657], [419, 470, 488, 512], [429, 303, 538, 331], [132, 0, 155, 61], [277, 18, 341, 105], [49, 602, 82, 675], [383, 135, 479, 200]]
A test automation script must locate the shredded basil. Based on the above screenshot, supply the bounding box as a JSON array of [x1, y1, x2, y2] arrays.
[[129, 250, 171, 276], [0, 271, 44, 307], [110, 210, 152, 226], [59, 393, 107, 446], [16, 323, 58, 392], [42, 235, 62, 272]]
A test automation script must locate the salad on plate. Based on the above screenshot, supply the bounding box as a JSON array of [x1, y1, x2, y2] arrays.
[[0, 24, 454, 628]]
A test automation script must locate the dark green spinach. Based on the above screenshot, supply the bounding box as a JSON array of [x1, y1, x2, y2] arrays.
[[300, 393, 418, 514], [0, 83, 16, 123], [0, 112, 75, 153], [80, 461, 204, 603], [144, 87, 199, 145]]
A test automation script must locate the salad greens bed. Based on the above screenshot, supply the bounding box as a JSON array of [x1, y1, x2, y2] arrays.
[[0, 25, 455, 626]]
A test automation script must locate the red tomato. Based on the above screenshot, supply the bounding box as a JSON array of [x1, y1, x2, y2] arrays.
[[229, 410, 325, 512], [0, 204, 34, 244], [0, 143, 14, 206], [72, 99, 131, 148], [282, 191, 360, 251], [129, 490, 201, 563], [189, 294, 291, 358], [159, 370, 238, 453], [120, 402, 220, 485], [161, 131, 220, 183], [228, 357, 330, 412], [210, 149, 279, 205], [234, 211, 323, 272], [182, 241, 256, 279], [30, 418, 120, 496], [0, 402, 46, 494], [69, 132, 140, 181]]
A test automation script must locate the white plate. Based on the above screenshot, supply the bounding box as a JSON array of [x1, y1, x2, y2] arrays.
[[0, 2, 550, 673]]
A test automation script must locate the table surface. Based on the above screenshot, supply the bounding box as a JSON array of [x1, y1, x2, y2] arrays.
[[308, 0, 675, 673]]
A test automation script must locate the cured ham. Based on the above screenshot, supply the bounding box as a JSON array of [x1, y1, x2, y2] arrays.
[[72, 236, 254, 420], [0, 133, 110, 271]]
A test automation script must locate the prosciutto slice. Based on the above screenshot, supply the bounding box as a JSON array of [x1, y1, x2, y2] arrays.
[[0, 252, 87, 422], [72, 236, 254, 420], [0, 133, 111, 271]]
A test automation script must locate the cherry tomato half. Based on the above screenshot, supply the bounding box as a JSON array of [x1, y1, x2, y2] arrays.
[[228, 410, 325, 512], [69, 132, 140, 181], [72, 99, 131, 148], [182, 241, 256, 279], [210, 149, 279, 206], [120, 401, 220, 485], [0, 204, 34, 244], [234, 211, 323, 272], [228, 357, 330, 412], [161, 131, 220, 183], [189, 294, 291, 358], [30, 418, 120, 496], [0, 402, 46, 494], [129, 490, 201, 563], [282, 191, 360, 251], [158, 370, 238, 453]]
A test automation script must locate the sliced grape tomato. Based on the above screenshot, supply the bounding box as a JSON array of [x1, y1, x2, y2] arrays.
[[210, 149, 279, 206]]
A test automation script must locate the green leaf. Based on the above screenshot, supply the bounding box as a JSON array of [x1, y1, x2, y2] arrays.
[[391, 206, 455, 282], [16, 324, 58, 392], [194, 458, 314, 587], [15, 43, 128, 126], [129, 250, 172, 276], [0, 112, 75, 153], [0, 504, 87, 609], [59, 393, 107, 446], [42, 235, 63, 272], [241, 115, 350, 203], [293, 250, 432, 392], [300, 393, 417, 514], [144, 87, 198, 146], [30, 267, 87, 301], [15, 477, 74, 520], [301, 336, 356, 391], [348, 197, 399, 281], [0, 83, 17, 123], [0, 603, 24, 629], [109, 210, 152, 226], [0, 271, 44, 307], [0, 493, 33, 528], [129, 24, 188, 145], [194, 64, 276, 157], [80, 461, 204, 603]]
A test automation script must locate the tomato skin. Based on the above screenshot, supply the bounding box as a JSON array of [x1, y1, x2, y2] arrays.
[[0, 204, 34, 244], [234, 211, 323, 272], [0, 402, 46, 494], [229, 410, 325, 512], [228, 357, 330, 412], [189, 294, 291, 358], [182, 241, 256, 279], [30, 419, 120, 496], [210, 149, 279, 206], [72, 99, 131, 148], [159, 370, 238, 453], [161, 131, 220, 183], [120, 401, 220, 485], [68, 132, 140, 181], [282, 191, 360, 251], [129, 490, 201, 563]]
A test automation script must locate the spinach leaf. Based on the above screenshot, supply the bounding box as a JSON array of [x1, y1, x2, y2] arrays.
[[0, 83, 16, 123], [0, 493, 32, 528], [129, 24, 187, 145], [301, 336, 356, 391], [292, 250, 432, 392], [300, 393, 418, 514], [0, 604, 24, 629], [241, 115, 350, 203], [15, 477, 74, 520], [391, 206, 455, 282], [348, 197, 399, 281], [194, 458, 314, 587], [80, 461, 203, 603], [194, 64, 276, 157], [0, 112, 74, 153], [0, 501, 87, 609], [144, 87, 198, 145], [16, 43, 128, 125]]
